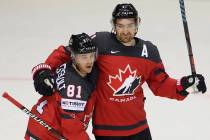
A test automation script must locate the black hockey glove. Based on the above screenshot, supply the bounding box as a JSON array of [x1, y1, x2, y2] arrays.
[[33, 69, 55, 96], [178, 74, 206, 96]]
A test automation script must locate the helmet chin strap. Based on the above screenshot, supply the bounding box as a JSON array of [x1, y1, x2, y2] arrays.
[[71, 55, 81, 73], [72, 62, 87, 77], [71, 54, 82, 75], [72, 62, 79, 72]]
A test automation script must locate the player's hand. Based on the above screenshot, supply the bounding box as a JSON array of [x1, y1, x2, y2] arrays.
[[178, 74, 206, 95], [83, 112, 93, 130], [33, 69, 55, 96], [32, 64, 55, 96]]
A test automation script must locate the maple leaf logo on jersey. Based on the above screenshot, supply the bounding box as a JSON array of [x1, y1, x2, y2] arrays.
[[107, 64, 141, 96]]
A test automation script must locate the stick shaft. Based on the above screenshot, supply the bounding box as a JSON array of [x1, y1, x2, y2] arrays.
[[179, 0, 196, 75], [2, 92, 66, 140]]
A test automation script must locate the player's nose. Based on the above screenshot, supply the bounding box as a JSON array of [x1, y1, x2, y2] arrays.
[[86, 56, 94, 64]]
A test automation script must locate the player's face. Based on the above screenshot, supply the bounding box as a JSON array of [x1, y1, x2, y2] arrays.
[[74, 52, 96, 75], [115, 18, 137, 45]]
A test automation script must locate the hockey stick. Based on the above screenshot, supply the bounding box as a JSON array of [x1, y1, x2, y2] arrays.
[[179, 0, 196, 75], [2, 92, 67, 140]]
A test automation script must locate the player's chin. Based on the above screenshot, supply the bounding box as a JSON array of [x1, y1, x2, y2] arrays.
[[120, 36, 132, 43]]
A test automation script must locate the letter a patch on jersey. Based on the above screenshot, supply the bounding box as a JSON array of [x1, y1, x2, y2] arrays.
[[107, 64, 141, 96]]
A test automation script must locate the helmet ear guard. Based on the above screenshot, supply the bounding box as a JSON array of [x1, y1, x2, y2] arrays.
[[136, 17, 141, 26], [110, 19, 115, 33], [135, 17, 141, 34]]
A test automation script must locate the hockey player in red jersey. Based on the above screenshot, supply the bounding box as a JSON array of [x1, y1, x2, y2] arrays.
[[25, 33, 98, 140], [31, 3, 206, 140]]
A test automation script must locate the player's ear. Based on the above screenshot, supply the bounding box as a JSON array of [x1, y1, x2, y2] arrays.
[[110, 19, 116, 33]]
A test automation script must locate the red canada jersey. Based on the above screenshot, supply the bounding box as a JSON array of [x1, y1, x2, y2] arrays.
[[44, 32, 187, 136]]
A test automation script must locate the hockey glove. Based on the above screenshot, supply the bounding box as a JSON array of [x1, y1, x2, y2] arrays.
[[32, 64, 55, 96], [177, 74, 206, 96]]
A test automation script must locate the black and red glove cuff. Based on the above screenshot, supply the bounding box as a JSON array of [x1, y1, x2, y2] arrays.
[[32, 63, 52, 79]]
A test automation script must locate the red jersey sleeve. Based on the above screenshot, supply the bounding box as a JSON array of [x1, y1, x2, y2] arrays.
[[45, 45, 70, 71], [147, 63, 187, 101], [83, 90, 97, 126]]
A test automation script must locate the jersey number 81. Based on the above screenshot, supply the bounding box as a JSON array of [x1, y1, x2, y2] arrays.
[[67, 85, 82, 99]]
